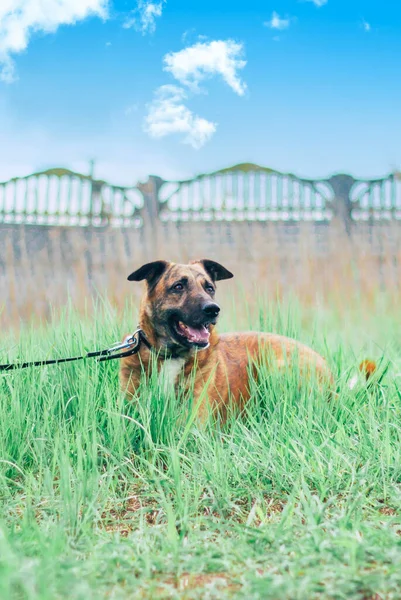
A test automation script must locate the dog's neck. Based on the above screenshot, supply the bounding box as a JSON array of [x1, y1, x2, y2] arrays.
[[137, 307, 190, 360]]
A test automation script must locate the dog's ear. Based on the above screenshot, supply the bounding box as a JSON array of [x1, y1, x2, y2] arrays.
[[193, 259, 234, 282], [127, 260, 169, 288]]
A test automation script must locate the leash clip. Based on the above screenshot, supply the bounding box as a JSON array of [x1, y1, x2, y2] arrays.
[[97, 328, 148, 362], [106, 329, 142, 356]]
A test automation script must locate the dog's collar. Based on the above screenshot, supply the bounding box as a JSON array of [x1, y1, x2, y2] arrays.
[[137, 328, 152, 351], [135, 327, 193, 361], [136, 325, 209, 360]]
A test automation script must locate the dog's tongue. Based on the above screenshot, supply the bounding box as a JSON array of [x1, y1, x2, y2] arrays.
[[177, 321, 210, 344]]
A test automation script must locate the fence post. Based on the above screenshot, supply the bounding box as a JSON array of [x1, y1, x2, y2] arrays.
[[88, 160, 95, 224], [136, 175, 164, 257], [327, 174, 356, 236]]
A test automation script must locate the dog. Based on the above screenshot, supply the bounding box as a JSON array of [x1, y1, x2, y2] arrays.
[[119, 259, 341, 421]]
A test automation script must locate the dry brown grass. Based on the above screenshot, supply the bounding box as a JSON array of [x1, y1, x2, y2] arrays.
[[1, 219, 401, 330]]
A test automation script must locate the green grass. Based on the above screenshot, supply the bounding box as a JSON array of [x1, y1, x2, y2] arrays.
[[1, 295, 401, 599]]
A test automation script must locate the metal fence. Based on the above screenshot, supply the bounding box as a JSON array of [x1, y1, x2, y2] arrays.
[[1, 163, 401, 232]]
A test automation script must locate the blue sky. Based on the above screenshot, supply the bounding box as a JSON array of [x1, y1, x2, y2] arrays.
[[0, 0, 400, 185]]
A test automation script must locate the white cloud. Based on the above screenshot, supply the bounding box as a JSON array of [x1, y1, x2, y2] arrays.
[[163, 40, 247, 96], [0, 0, 108, 83], [144, 85, 216, 149], [123, 1, 165, 35], [181, 28, 194, 44], [362, 20, 371, 32], [144, 38, 247, 148], [264, 12, 290, 31], [181, 30, 208, 45], [305, 0, 327, 6]]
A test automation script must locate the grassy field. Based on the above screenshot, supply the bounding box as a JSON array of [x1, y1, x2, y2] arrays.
[[1, 294, 401, 599]]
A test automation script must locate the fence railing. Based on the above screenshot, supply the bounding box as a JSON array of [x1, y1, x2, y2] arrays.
[[1, 163, 401, 232]]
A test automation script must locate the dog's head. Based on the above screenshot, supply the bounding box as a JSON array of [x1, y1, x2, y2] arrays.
[[128, 259, 233, 353]]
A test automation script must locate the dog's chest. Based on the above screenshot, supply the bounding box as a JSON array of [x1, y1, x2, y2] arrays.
[[158, 357, 186, 392]]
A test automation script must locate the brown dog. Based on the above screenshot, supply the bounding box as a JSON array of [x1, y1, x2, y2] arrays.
[[119, 259, 335, 421]]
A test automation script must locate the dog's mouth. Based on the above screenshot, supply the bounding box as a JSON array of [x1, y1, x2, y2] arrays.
[[170, 318, 212, 348]]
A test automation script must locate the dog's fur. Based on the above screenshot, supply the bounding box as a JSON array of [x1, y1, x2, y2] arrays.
[[119, 259, 337, 421]]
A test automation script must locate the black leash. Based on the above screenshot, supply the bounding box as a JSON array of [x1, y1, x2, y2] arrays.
[[0, 329, 152, 373]]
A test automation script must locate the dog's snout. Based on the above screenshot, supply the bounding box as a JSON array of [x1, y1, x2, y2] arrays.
[[203, 303, 220, 318]]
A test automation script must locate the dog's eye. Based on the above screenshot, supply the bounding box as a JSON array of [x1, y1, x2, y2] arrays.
[[205, 285, 214, 294], [172, 283, 184, 291]]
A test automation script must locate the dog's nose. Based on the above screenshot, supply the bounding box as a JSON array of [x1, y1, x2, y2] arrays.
[[203, 303, 220, 318]]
